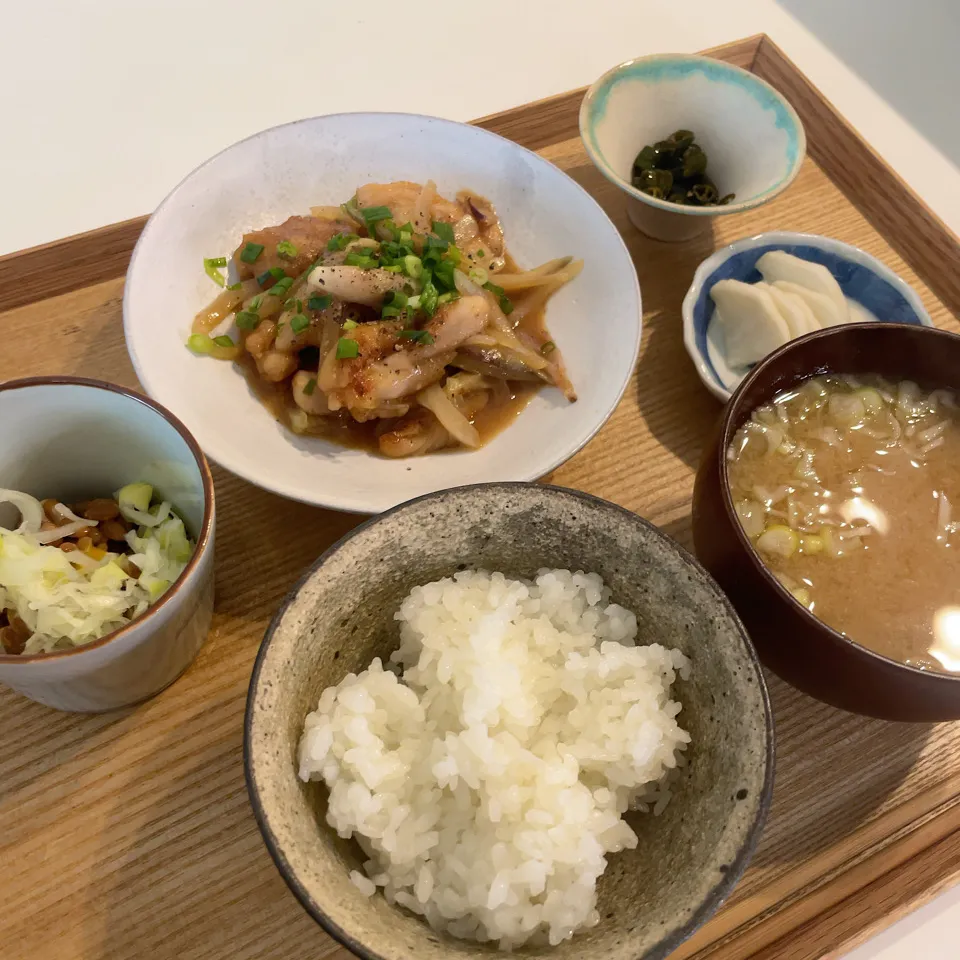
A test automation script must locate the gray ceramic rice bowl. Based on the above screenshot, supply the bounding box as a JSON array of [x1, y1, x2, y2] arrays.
[[244, 483, 773, 960]]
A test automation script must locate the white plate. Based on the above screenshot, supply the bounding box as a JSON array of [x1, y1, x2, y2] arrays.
[[123, 113, 642, 514]]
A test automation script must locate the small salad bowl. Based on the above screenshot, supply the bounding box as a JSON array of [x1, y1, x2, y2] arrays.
[[580, 54, 806, 242], [0, 377, 215, 712], [682, 231, 934, 401]]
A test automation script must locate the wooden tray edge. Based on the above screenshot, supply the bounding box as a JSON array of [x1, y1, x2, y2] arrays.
[[0, 35, 765, 316], [0, 214, 147, 313]]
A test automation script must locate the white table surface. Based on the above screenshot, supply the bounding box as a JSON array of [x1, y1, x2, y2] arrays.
[[2, 1, 959, 957]]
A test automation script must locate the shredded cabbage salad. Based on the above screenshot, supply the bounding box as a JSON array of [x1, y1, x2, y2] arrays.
[[0, 484, 195, 655]]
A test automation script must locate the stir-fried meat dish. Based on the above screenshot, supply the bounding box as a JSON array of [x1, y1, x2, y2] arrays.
[[190, 181, 582, 458]]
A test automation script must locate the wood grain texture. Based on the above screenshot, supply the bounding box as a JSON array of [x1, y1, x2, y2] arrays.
[[0, 215, 146, 312], [2, 35, 960, 960]]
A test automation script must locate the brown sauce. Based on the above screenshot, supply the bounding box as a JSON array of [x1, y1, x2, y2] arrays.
[[193, 187, 578, 459], [728, 374, 960, 673], [237, 350, 541, 453], [236, 258, 554, 455]]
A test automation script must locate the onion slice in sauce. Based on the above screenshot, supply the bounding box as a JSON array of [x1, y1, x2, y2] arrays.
[[417, 384, 480, 449]]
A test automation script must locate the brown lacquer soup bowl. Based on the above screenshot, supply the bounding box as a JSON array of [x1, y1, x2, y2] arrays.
[[693, 322, 960, 721]]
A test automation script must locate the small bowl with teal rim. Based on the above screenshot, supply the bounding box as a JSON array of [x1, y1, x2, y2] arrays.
[[579, 54, 806, 242], [682, 231, 934, 402]]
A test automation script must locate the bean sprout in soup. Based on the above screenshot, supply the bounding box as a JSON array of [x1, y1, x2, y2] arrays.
[[727, 375, 960, 674]]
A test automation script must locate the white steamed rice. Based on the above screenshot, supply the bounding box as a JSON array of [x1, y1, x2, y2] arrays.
[[298, 569, 691, 949]]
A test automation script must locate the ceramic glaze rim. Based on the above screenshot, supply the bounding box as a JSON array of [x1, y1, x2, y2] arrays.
[[0, 376, 215, 665], [579, 53, 807, 218]]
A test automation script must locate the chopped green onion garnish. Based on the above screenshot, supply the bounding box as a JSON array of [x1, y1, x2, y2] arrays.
[[382, 264, 403, 273], [267, 277, 294, 298], [327, 232, 360, 251], [361, 206, 392, 231], [257, 266, 286, 286], [308, 294, 332, 311], [240, 242, 264, 264], [446, 245, 462, 266], [399, 329, 436, 345], [403, 255, 423, 279], [420, 281, 439, 317], [227, 281, 243, 290], [203, 257, 227, 287], [541, 340, 556, 355], [425, 235, 448, 252], [433, 259, 456, 291], [187, 334, 214, 354], [381, 305, 402, 318], [276, 240, 298, 259], [336, 337, 360, 359], [436, 291, 459, 306], [344, 251, 379, 269], [476, 249, 485, 258], [236, 311, 260, 330], [213, 335, 235, 348], [469, 267, 489, 285], [290, 314, 310, 335], [385, 290, 408, 308], [303, 378, 317, 396], [431, 221, 455, 244], [484, 281, 514, 315], [342, 319, 358, 330], [249, 294, 264, 311]]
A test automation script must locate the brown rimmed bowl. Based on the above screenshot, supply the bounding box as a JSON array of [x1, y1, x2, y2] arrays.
[[245, 482, 773, 960], [693, 322, 960, 721], [0, 376, 216, 712]]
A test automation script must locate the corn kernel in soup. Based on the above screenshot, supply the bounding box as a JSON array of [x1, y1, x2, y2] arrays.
[[727, 374, 960, 674]]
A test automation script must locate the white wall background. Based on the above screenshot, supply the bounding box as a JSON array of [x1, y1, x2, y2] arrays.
[[1, 0, 958, 253]]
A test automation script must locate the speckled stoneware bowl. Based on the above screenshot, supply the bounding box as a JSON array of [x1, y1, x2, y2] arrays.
[[245, 483, 774, 960]]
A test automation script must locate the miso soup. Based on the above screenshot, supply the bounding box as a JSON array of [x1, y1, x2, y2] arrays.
[[727, 374, 960, 674]]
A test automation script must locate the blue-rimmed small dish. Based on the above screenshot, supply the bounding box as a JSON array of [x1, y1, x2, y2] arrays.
[[580, 54, 806, 242], [683, 231, 934, 401]]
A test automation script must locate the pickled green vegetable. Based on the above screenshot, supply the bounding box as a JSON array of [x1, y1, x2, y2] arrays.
[[630, 129, 734, 207]]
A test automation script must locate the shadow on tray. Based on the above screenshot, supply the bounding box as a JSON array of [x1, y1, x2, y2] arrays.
[[567, 160, 725, 473]]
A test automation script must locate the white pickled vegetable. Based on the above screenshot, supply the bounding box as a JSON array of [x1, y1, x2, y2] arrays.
[[772, 281, 848, 328], [756, 251, 848, 320], [710, 279, 790, 368], [765, 284, 820, 338]]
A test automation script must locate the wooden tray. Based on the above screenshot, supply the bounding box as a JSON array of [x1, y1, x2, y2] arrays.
[[2, 33, 960, 960]]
